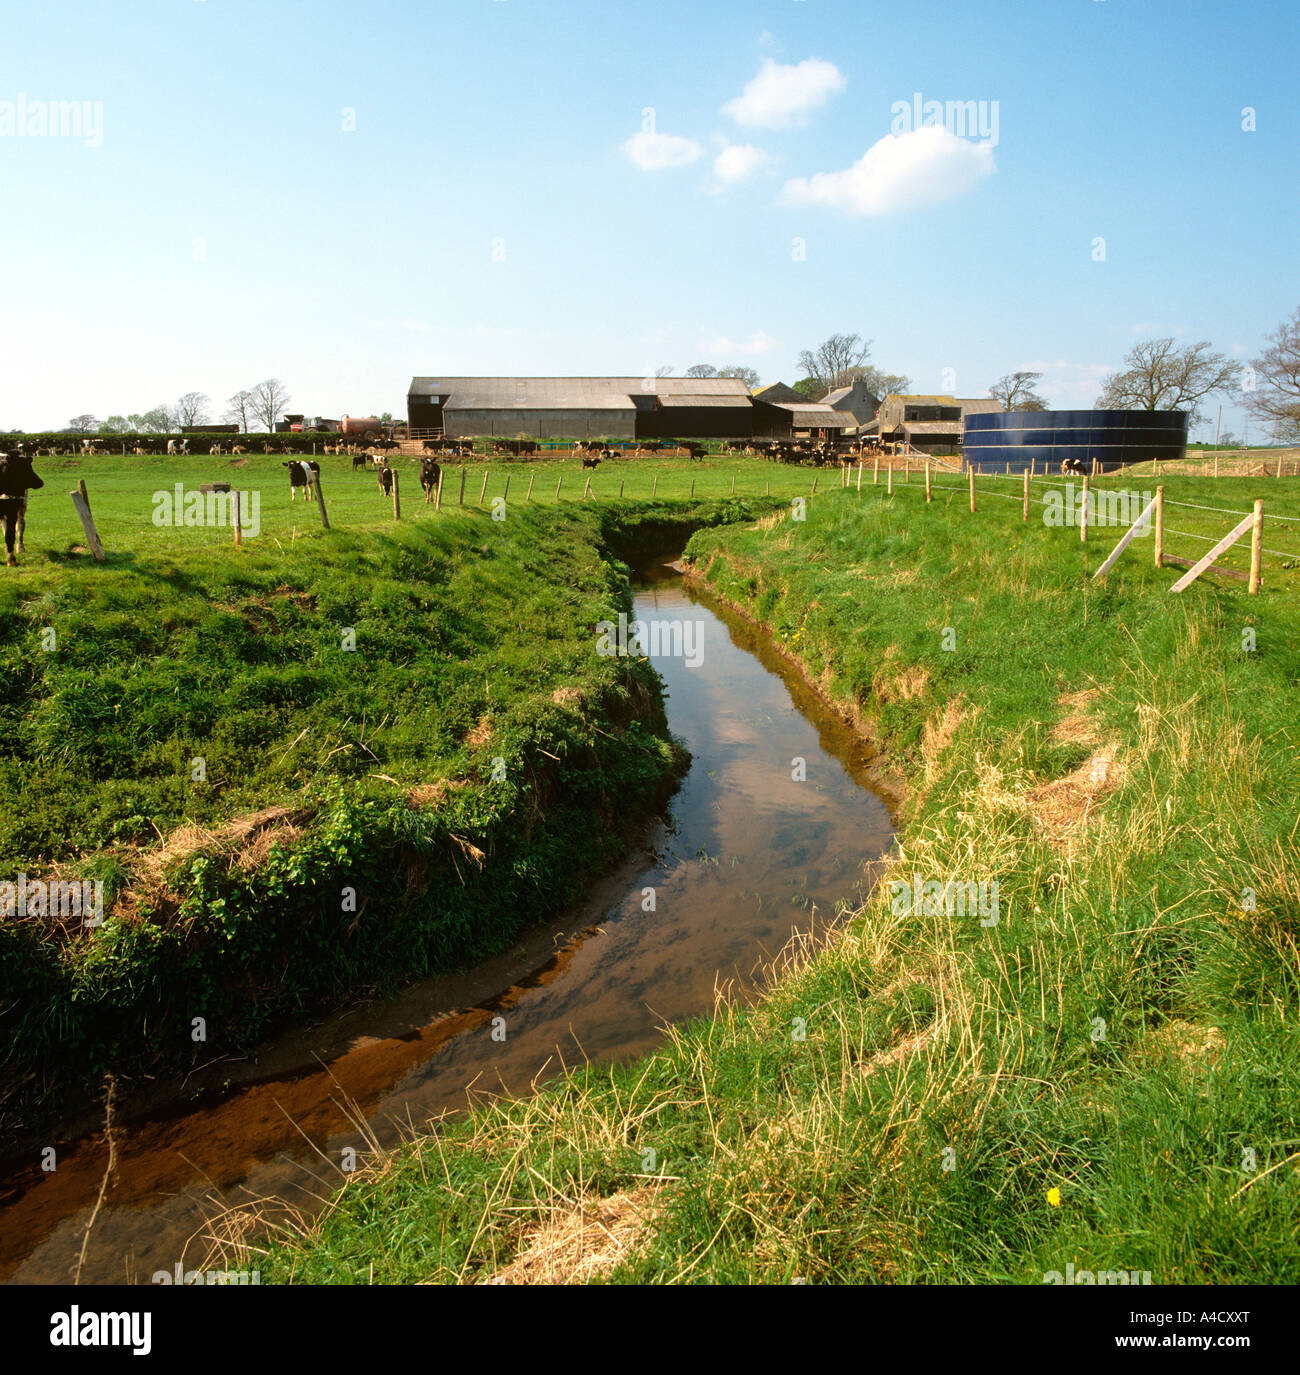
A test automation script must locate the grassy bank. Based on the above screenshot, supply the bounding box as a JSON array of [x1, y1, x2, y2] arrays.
[[259, 473, 1300, 1284], [0, 453, 774, 1142]]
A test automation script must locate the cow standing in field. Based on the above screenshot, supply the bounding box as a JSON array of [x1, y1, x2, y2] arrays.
[[581, 454, 601, 470], [377, 463, 394, 497], [283, 459, 320, 500], [0, 445, 43, 567], [420, 456, 441, 502], [1060, 458, 1087, 476]]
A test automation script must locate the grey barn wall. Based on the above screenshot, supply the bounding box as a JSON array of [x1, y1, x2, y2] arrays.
[[443, 408, 637, 439]]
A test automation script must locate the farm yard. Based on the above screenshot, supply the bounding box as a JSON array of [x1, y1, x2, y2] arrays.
[[1, 440, 1297, 1287]]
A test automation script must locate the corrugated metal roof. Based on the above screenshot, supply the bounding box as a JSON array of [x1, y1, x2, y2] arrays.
[[957, 398, 1002, 415], [408, 376, 749, 408], [778, 404, 857, 429], [656, 393, 753, 408]]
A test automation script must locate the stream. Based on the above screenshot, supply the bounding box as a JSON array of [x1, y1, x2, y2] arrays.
[[0, 554, 895, 1284]]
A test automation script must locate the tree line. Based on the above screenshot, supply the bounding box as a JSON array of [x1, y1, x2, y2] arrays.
[[50, 379, 292, 436]]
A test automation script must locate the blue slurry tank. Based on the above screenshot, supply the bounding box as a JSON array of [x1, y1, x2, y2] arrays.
[[962, 409, 1188, 474]]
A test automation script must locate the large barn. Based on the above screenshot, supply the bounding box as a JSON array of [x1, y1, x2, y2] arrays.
[[407, 376, 756, 441]]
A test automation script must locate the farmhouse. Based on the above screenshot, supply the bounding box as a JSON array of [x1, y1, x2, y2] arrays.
[[861, 394, 1001, 453], [821, 379, 881, 426], [407, 376, 756, 441]]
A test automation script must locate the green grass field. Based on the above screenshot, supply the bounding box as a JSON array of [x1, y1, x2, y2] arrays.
[[248, 461, 1300, 1284]]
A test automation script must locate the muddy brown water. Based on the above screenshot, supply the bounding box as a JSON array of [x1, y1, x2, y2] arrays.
[[0, 556, 895, 1284]]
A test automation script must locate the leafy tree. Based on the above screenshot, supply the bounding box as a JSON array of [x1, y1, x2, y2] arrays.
[[1096, 337, 1236, 426], [850, 366, 910, 400], [685, 364, 718, 378], [718, 365, 760, 389], [67, 414, 99, 433], [139, 406, 177, 433], [98, 415, 132, 434], [1245, 307, 1300, 443], [989, 370, 1048, 411], [792, 378, 823, 400]]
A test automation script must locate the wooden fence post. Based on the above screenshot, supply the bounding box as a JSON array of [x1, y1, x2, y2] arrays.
[[652, 475, 658, 498], [1249, 499, 1263, 594], [314, 473, 331, 530], [925, 457, 932, 503], [435, 469, 444, 510], [458, 467, 467, 505], [730, 475, 736, 496], [233, 489, 242, 548], [526, 473, 535, 503], [887, 466, 893, 495], [1214, 454, 1219, 479], [1079, 474, 1088, 542], [478, 472, 489, 506], [583, 474, 592, 500], [690, 478, 695, 498], [873, 455, 879, 485], [968, 467, 975, 512], [1023, 469, 1030, 521], [392, 469, 401, 520], [857, 461, 863, 492], [1154, 486, 1164, 567], [70, 489, 106, 561], [556, 475, 563, 502]]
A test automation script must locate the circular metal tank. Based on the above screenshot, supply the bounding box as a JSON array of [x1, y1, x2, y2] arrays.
[[962, 409, 1188, 474]]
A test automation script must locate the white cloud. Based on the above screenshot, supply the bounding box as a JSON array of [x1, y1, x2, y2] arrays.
[[781, 125, 994, 216], [713, 143, 769, 184], [700, 330, 780, 357], [723, 57, 846, 130], [623, 128, 703, 171]]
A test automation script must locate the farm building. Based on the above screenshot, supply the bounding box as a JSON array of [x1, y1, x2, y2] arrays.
[[821, 379, 881, 426], [752, 382, 806, 405], [963, 409, 1189, 473], [407, 376, 755, 441], [861, 395, 1001, 453], [751, 397, 858, 440]]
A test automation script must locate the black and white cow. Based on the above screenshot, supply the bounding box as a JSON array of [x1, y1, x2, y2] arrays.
[[377, 463, 394, 497], [0, 445, 43, 566], [283, 459, 320, 500], [420, 456, 441, 502], [1060, 457, 1088, 476]]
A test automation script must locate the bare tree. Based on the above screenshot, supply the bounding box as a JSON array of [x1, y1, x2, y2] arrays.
[[223, 390, 256, 433], [684, 364, 718, 378], [989, 370, 1048, 411], [797, 333, 874, 394], [655, 365, 675, 377], [1096, 338, 1236, 426], [1245, 307, 1300, 443], [250, 378, 291, 433], [176, 391, 211, 427], [718, 365, 760, 389]]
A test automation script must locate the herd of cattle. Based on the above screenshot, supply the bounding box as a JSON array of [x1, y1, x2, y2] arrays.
[[0, 432, 1102, 568]]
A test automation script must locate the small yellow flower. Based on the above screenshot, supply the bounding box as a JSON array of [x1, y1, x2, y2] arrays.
[[1047, 1187, 1062, 1207]]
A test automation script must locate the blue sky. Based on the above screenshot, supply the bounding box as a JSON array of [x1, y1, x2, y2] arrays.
[[1, 0, 1295, 438]]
